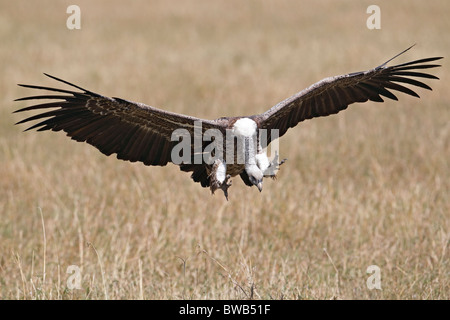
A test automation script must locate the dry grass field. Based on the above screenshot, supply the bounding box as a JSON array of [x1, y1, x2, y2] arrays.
[[0, 0, 448, 299]]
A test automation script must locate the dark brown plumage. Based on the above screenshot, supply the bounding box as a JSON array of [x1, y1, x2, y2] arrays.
[[253, 47, 443, 146], [14, 46, 442, 195]]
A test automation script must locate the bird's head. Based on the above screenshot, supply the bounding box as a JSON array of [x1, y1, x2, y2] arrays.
[[246, 165, 264, 192]]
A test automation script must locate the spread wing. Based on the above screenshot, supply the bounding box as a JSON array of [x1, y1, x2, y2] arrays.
[[14, 74, 228, 166], [256, 46, 442, 145]]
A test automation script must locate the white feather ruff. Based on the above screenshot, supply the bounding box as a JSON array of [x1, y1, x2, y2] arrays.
[[232, 118, 257, 137], [216, 161, 227, 183]]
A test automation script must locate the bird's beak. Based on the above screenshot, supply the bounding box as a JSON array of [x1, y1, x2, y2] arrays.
[[257, 181, 263, 192]]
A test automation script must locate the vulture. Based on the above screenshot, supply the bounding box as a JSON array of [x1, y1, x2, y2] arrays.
[[14, 46, 442, 199]]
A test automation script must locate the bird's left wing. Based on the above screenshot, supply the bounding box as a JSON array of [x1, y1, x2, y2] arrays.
[[14, 74, 227, 166], [255, 47, 442, 145]]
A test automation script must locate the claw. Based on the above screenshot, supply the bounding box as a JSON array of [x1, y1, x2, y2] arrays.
[[219, 174, 232, 200], [264, 157, 288, 178], [209, 160, 232, 200]]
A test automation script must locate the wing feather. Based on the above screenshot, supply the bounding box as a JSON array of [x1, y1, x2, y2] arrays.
[[257, 47, 442, 143], [14, 74, 226, 167]]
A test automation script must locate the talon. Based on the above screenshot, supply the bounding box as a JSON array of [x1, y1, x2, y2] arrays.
[[264, 158, 287, 179], [209, 160, 232, 199], [219, 174, 232, 200]]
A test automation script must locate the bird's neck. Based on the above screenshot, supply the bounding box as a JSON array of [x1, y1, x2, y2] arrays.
[[231, 118, 259, 166]]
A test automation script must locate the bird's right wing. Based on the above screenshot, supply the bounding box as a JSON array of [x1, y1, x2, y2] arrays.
[[256, 46, 442, 145], [14, 74, 228, 166]]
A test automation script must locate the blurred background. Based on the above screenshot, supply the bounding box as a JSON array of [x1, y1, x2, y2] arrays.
[[0, 0, 448, 299]]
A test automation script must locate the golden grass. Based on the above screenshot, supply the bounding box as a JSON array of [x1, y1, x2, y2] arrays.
[[1, 0, 448, 299]]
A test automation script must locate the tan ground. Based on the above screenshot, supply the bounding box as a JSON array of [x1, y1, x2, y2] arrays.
[[0, 0, 448, 299]]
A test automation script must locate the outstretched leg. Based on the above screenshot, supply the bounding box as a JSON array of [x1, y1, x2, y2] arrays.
[[263, 151, 287, 179], [209, 159, 232, 200]]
